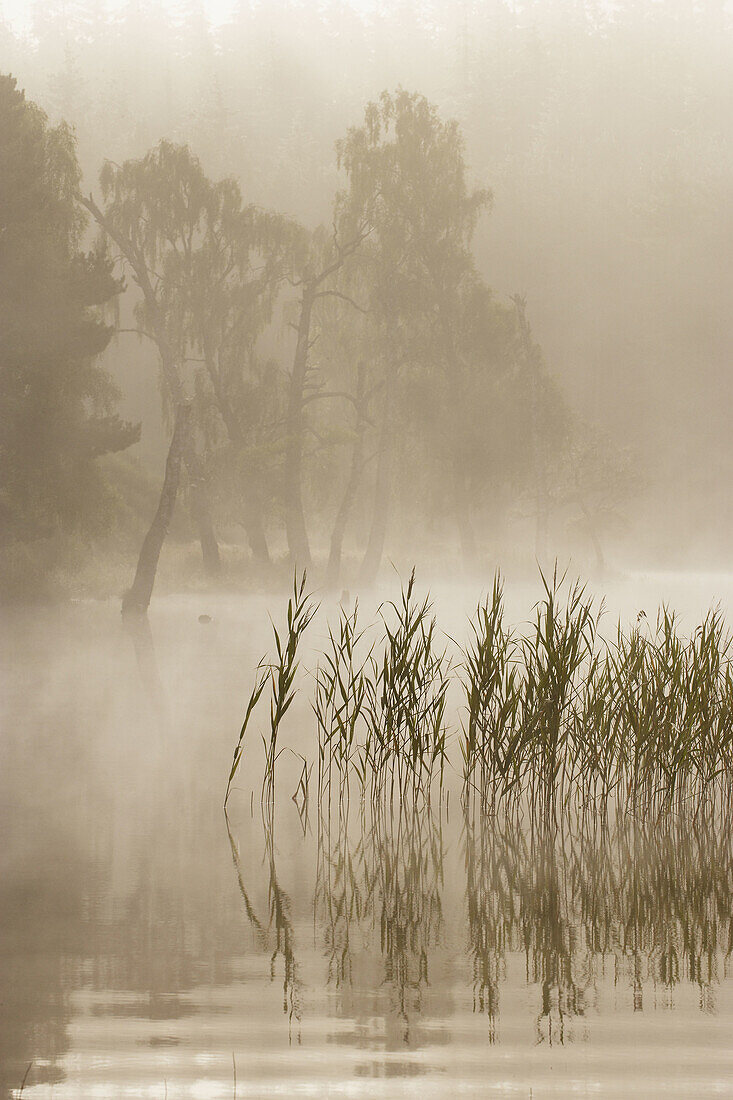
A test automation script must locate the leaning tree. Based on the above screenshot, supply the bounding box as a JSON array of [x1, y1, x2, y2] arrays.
[[81, 141, 301, 597]]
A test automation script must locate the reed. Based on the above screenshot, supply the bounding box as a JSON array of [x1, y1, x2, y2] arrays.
[[460, 573, 521, 809], [313, 600, 370, 815], [361, 569, 449, 804], [461, 572, 733, 820], [224, 569, 317, 810], [227, 565, 733, 822], [262, 570, 317, 807]]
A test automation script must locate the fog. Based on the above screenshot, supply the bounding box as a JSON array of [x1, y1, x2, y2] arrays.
[[2, 0, 732, 604], [3, 8, 733, 1092]]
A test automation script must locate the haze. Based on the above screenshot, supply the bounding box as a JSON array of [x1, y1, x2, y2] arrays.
[[5, 7, 733, 1095], [2, 0, 732, 601]]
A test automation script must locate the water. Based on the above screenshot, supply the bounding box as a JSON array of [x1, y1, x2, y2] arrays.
[[3, 582, 733, 1099]]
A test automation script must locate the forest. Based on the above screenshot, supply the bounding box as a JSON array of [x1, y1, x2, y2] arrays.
[[1, 0, 731, 602]]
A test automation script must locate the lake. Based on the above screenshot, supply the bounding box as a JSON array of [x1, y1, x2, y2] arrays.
[[3, 574, 733, 1098]]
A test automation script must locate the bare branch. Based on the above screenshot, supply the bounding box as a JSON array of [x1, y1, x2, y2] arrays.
[[116, 327, 157, 342], [302, 389, 359, 409], [313, 289, 369, 314]]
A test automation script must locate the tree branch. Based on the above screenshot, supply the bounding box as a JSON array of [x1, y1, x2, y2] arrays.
[[312, 289, 369, 314], [116, 327, 157, 343], [302, 389, 359, 409]]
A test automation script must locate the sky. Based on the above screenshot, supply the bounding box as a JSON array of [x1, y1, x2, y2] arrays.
[[2, 0, 240, 34]]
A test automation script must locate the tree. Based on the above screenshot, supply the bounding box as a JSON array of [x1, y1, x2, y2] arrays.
[[82, 141, 301, 570], [558, 425, 639, 577], [512, 295, 570, 565], [187, 174, 300, 565], [281, 221, 370, 570], [402, 275, 532, 563], [0, 74, 138, 564], [121, 402, 190, 615], [79, 146, 220, 573], [335, 90, 491, 579]]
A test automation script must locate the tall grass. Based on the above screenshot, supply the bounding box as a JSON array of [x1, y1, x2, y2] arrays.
[[461, 573, 521, 809], [224, 568, 733, 1041], [228, 566, 733, 823], [224, 570, 316, 810], [313, 600, 370, 817], [361, 570, 449, 804], [313, 570, 449, 811], [460, 570, 733, 822]]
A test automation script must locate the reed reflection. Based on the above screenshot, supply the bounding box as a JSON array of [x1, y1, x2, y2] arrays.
[[463, 808, 733, 1044], [228, 795, 733, 1047], [316, 798, 445, 1044], [226, 811, 302, 1041]]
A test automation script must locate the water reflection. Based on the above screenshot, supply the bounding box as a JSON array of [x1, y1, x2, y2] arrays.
[[462, 810, 733, 1044], [0, 815, 80, 1097], [121, 611, 168, 726], [6, 602, 733, 1096], [226, 811, 302, 1041], [315, 800, 445, 1045], [227, 799, 733, 1050]]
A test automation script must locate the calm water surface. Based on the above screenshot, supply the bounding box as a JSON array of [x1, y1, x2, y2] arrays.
[[3, 577, 733, 1098]]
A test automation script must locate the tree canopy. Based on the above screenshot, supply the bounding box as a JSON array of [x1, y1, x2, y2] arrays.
[[0, 74, 138, 560], [1, 65, 641, 599]]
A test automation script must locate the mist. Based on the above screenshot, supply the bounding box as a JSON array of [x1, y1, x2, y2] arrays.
[[2, 0, 732, 603], [3, 5, 733, 1096]]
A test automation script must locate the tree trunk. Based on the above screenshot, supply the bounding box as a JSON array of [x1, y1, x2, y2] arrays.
[[240, 497, 271, 566], [359, 385, 393, 588], [284, 284, 315, 570], [180, 428, 220, 576], [205, 350, 271, 567], [79, 193, 221, 576], [122, 404, 190, 617], [453, 458, 478, 571], [185, 460, 221, 577], [326, 364, 367, 589]]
